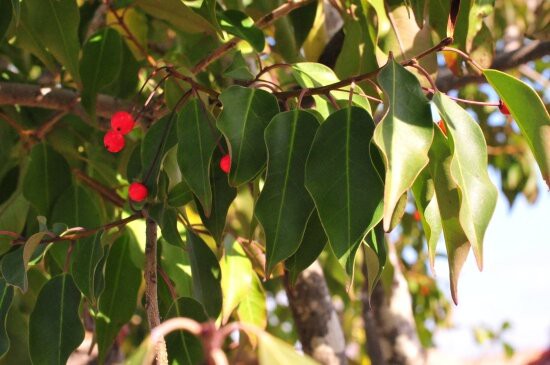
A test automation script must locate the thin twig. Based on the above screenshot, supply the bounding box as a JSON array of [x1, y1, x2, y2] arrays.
[[442, 46, 484, 73], [73, 169, 126, 207]]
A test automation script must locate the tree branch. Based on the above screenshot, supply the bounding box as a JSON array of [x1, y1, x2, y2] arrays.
[[436, 40, 550, 91], [190, 0, 315, 74], [145, 216, 169, 365]]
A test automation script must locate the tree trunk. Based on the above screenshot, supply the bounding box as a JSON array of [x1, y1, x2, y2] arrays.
[[363, 242, 425, 365], [284, 261, 348, 365]]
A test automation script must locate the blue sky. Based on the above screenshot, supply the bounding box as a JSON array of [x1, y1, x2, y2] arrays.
[[434, 171, 550, 358]]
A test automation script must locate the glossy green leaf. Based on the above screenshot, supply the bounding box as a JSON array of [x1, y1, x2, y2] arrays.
[[292, 62, 372, 118], [255, 110, 318, 276], [411, 169, 442, 270], [484, 69, 550, 187], [96, 232, 141, 363], [177, 99, 219, 216], [160, 239, 193, 297], [71, 231, 105, 304], [141, 113, 178, 195], [23, 0, 81, 84], [433, 92, 497, 271], [219, 10, 265, 52], [0, 279, 13, 357], [285, 210, 327, 285], [217, 85, 279, 186], [23, 144, 71, 216], [80, 28, 123, 116], [373, 59, 433, 231], [426, 127, 470, 304], [51, 185, 102, 228], [362, 224, 386, 300], [197, 148, 237, 245], [220, 236, 258, 323], [165, 297, 208, 365], [149, 204, 185, 247], [305, 107, 384, 275], [187, 230, 222, 318], [258, 331, 319, 365], [136, 0, 216, 34], [429, 0, 450, 40], [1, 231, 46, 291], [29, 274, 84, 365]]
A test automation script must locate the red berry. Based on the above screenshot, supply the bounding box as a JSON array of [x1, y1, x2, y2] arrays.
[[111, 111, 135, 134], [128, 182, 148, 202], [413, 211, 421, 222], [498, 100, 510, 115], [437, 119, 447, 136], [103, 130, 125, 153], [219, 154, 231, 174]]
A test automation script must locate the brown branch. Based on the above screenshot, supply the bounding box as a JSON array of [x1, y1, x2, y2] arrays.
[[12, 213, 143, 245], [436, 40, 550, 91], [191, 0, 315, 74], [145, 216, 169, 365]]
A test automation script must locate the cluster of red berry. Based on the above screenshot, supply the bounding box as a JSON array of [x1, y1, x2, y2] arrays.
[[103, 111, 136, 153], [103, 112, 148, 202]]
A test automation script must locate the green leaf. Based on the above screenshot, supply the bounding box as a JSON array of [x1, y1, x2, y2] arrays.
[[135, 0, 216, 35], [217, 85, 279, 186], [411, 169, 442, 270], [373, 58, 433, 231], [429, 0, 450, 40], [165, 297, 208, 365], [160, 240, 192, 297], [285, 210, 327, 285], [23, 0, 81, 84], [0, 193, 29, 254], [187, 230, 222, 318], [51, 185, 102, 228], [292, 63, 372, 118], [29, 274, 84, 365], [168, 181, 193, 207], [0, 231, 47, 291], [362, 224, 386, 300], [197, 148, 237, 245], [141, 113, 178, 196], [255, 110, 318, 276], [177, 99, 220, 216], [23, 143, 71, 216], [484, 69, 550, 187], [80, 28, 123, 116], [305, 107, 384, 275], [258, 331, 319, 365], [71, 231, 105, 304], [0, 0, 13, 43], [219, 10, 265, 52], [433, 92, 497, 271], [220, 236, 260, 323], [149, 204, 185, 247], [236, 272, 266, 329], [96, 232, 141, 363], [107, 7, 148, 61], [425, 127, 470, 304], [223, 51, 255, 81], [0, 279, 14, 358]]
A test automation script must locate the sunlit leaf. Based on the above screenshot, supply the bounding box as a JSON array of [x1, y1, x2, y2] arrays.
[[219, 10, 265, 52], [373, 58, 433, 231]]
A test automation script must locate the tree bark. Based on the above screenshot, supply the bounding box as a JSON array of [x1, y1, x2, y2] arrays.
[[363, 242, 425, 365], [284, 261, 348, 365]]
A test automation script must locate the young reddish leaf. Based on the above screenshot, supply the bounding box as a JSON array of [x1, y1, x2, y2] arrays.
[[373, 58, 433, 232]]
